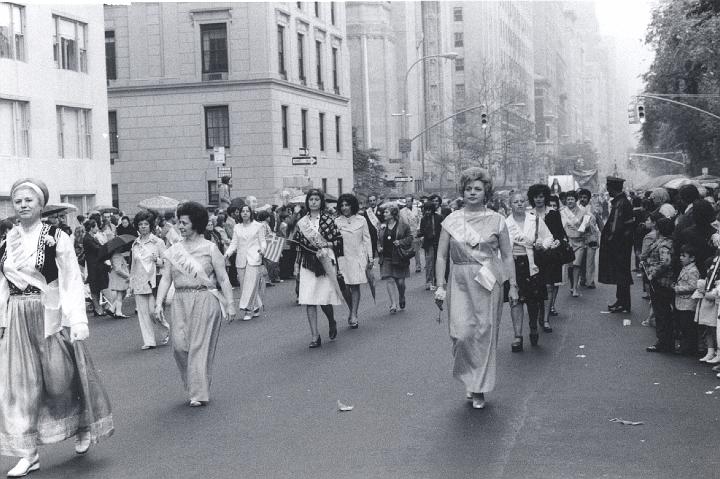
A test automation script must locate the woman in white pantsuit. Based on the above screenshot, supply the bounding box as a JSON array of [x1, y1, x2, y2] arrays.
[[130, 211, 170, 350], [224, 205, 266, 321]]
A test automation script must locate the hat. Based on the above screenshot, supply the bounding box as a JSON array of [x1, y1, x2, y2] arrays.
[[606, 176, 625, 190]]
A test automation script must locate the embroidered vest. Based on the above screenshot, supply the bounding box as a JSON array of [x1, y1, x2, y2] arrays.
[[0, 224, 60, 292]]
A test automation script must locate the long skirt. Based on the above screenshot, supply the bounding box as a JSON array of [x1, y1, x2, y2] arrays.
[[236, 265, 262, 311], [447, 263, 503, 394], [0, 295, 113, 457], [170, 289, 222, 403]]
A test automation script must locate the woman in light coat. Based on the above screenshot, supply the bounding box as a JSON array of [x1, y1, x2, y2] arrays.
[[335, 194, 373, 328], [225, 205, 266, 321]]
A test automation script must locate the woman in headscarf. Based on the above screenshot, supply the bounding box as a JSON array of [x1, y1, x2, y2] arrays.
[[0, 179, 113, 477]]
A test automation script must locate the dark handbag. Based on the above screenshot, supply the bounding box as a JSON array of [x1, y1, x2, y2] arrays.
[[397, 241, 416, 261], [533, 216, 575, 267]]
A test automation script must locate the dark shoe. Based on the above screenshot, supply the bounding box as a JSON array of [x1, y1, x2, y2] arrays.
[[309, 336, 322, 348], [549, 307, 558, 317], [529, 331, 539, 346], [348, 319, 359, 329], [511, 336, 523, 352], [646, 344, 670, 353], [329, 320, 337, 340], [542, 321, 553, 333], [586, 284, 596, 289], [399, 297, 406, 310]]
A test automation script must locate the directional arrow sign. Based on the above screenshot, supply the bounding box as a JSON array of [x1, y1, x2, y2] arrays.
[[292, 156, 318, 166], [394, 176, 414, 182]]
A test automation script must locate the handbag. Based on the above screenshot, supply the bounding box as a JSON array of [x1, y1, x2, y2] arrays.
[[397, 241, 416, 261], [533, 216, 575, 267]]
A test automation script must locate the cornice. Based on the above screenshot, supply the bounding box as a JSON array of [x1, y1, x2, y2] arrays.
[[108, 78, 350, 103]]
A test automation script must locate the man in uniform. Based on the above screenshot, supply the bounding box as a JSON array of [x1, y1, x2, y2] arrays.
[[599, 176, 634, 313]]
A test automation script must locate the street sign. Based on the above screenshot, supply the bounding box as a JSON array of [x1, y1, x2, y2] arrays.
[[394, 176, 414, 182], [399, 138, 412, 153], [213, 146, 226, 164], [217, 166, 231, 178], [292, 156, 318, 166]]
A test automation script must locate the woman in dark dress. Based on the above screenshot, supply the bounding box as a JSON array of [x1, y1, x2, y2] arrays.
[[82, 219, 109, 316], [377, 205, 413, 314], [528, 185, 568, 333]]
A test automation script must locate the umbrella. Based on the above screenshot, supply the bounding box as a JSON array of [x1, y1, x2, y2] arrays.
[[42, 202, 77, 217], [637, 174, 687, 191], [692, 174, 720, 182], [229, 197, 246, 209], [100, 234, 137, 260], [365, 268, 377, 303], [288, 194, 339, 205], [94, 205, 120, 214], [138, 195, 179, 211], [663, 177, 700, 190]]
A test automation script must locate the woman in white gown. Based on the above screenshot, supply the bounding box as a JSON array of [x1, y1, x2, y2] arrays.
[[0, 178, 113, 477]]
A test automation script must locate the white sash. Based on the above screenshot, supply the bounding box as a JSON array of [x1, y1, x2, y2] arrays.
[[297, 216, 325, 248], [365, 208, 380, 230], [162, 242, 227, 315], [442, 211, 497, 290]]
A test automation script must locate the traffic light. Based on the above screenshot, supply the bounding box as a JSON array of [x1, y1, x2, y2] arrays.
[[480, 113, 488, 129], [637, 102, 646, 123]]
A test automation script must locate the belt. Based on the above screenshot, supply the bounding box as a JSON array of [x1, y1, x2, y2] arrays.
[[174, 286, 208, 292], [9, 285, 42, 296]]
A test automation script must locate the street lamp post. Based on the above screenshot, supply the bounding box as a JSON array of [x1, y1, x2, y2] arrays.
[[396, 52, 458, 193]]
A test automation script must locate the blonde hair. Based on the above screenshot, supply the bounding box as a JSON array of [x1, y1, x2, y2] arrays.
[[458, 167, 493, 202]]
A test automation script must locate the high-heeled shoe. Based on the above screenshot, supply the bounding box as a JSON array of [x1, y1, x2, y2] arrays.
[[348, 317, 359, 329], [329, 320, 337, 340], [399, 297, 406, 310], [7, 453, 39, 477], [529, 330, 539, 346], [471, 393, 485, 409], [74, 432, 91, 454], [511, 336, 523, 352], [309, 336, 322, 348], [542, 321, 553, 333], [549, 307, 558, 316]]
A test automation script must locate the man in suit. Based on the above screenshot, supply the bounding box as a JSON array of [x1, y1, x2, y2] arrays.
[[362, 194, 380, 258], [598, 177, 635, 313], [417, 202, 443, 290]]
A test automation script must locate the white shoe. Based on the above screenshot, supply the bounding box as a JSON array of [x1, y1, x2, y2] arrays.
[[700, 350, 715, 362], [74, 432, 91, 454], [7, 454, 39, 477], [707, 354, 720, 364], [252, 308, 261, 318], [472, 394, 486, 409]]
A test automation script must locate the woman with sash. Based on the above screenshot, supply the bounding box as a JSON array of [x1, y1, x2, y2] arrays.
[[434, 168, 517, 410], [154, 202, 237, 406], [130, 210, 170, 350], [335, 193, 373, 329], [0, 179, 113, 477], [224, 205, 266, 321], [293, 189, 344, 348]]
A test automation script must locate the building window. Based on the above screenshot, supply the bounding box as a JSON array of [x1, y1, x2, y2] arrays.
[[455, 84, 465, 103], [56, 106, 92, 159], [337, 178, 342, 194], [0, 3, 25, 61], [204, 106, 230, 149], [314, 2, 319, 17], [315, 40, 323, 90], [208, 181, 218, 206], [53, 15, 88, 72], [281, 105, 289, 148], [454, 7, 463, 22], [61, 194, 95, 216], [277, 25, 286, 79], [335, 115, 341, 153], [105, 31, 116, 80], [0, 99, 29, 157], [454, 32, 464, 48], [330, 2, 336, 25], [297, 2, 302, 9], [108, 111, 118, 159], [301, 109, 308, 149], [319, 112, 325, 151], [455, 57, 464, 72], [200, 23, 228, 77], [321, 178, 327, 193], [332, 47, 339, 94], [297, 33, 306, 84], [111, 184, 119, 209]]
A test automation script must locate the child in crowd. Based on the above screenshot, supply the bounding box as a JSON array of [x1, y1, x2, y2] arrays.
[[673, 245, 700, 355], [640, 212, 661, 327], [644, 217, 675, 353], [696, 253, 720, 363]]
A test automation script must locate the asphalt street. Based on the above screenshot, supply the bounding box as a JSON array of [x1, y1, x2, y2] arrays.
[[2, 268, 720, 479]]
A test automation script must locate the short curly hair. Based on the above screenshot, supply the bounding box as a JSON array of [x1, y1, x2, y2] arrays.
[[133, 211, 156, 230], [337, 193, 359, 215], [527, 184, 551, 207], [458, 167, 493, 202], [176, 201, 208, 234]]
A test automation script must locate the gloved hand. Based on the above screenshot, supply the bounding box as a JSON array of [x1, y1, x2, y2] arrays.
[[70, 323, 89, 342]]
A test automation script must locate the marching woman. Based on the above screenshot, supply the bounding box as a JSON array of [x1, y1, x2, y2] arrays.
[[82, 219, 110, 317], [293, 189, 344, 348], [130, 211, 170, 350], [377, 205, 413, 313], [335, 193, 374, 329], [0, 179, 113, 477], [154, 202, 237, 406], [224, 205, 267, 321], [505, 192, 554, 351], [434, 168, 517, 410]]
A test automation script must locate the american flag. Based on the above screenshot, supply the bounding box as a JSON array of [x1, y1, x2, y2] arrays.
[[264, 234, 286, 263]]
